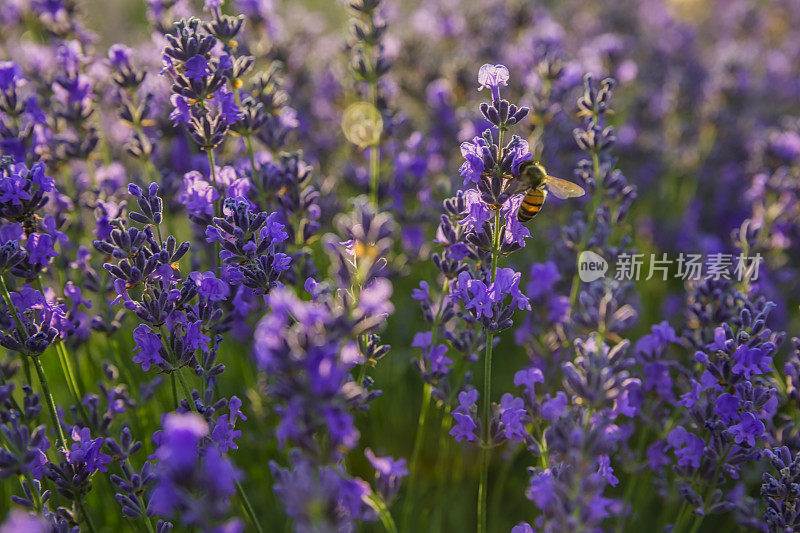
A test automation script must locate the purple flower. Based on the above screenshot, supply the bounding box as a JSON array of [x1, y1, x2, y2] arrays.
[[596, 455, 619, 486], [643, 361, 674, 401], [732, 346, 772, 379], [547, 296, 571, 324], [261, 212, 288, 244], [108, 44, 132, 68], [449, 412, 478, 443], [513, 367, 544, 392], [458, 138, 487, 184], [667, 427, 705, 469], [508, 138, 532, 174], [358, 279, 393, 317], [153, 412, 208, 470], [411, 281, 429, 301], [646, 441, 670, 471], [190, 271, 230, 302], [460, 189, 491, 230], [179, 171, 220, 216], [499, 394, 527, 443], [184, 55, 210, 80], [323, 407, 359, 449], [273, 253, 292, 272], [491, 268, 530, 310], [462, 278, 493, 319], [714, 393, 741, 424], [132, 324, 164, 371], [365, 448, 408, 500], [0, 509, 48, 533], [477, 64, 510, 101], [214, 89, 243, 125], [527, 469, 557, 510], [0, 61, 21, 91], [0, 174, 30, 205], [170, 95, 193, 126], [728, 412, 765, 447], [527, 262, 561, 299], [26, 233, 57, 266], [67, 427, 112, 473], [502, 196, 531, 246], [184, 320, 211, 352], [541, 392, 568, 421], [211, 414, 242, 453], [427, 344, 452, 375]]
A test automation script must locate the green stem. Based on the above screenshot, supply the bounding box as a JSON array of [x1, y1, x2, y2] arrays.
[[54, 341, 85, 405], [0, 431, 42, 511], [2, 256, 67, 456], [478, 209, 502, 533], [402, 382, 432, 526], [175, 368, 196, 412], [685, 444, 733, 533], [32, 356, 67, 451], [32, 277, 85, 413], [568, 148, 603, 313], [142, 514, 156, 533], [170, 373, 179, 409], [207, 149, 221, 216], [368, 83, 380, 206], [231, 86, 261, 197], [0, 275, 25, 334], [364, 491, 398, 533], [245, 135, 259, 182], [77, 498, 97, 533], [402, 276, 452, 527], [236, 480, 265, 533]]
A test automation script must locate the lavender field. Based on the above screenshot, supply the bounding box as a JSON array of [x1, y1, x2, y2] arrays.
[[0, 0, 799, 531]]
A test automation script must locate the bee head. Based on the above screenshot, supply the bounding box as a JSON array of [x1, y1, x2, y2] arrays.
[[518, 160, 547, 188]]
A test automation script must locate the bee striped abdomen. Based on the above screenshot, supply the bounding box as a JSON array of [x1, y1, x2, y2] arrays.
[[517, 188, 546, 222]]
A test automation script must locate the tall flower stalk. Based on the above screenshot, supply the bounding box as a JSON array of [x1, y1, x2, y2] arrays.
[[406, 63, 532, 532]]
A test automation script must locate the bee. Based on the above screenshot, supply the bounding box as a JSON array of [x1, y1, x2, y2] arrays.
[[516, 160, 586, 222]]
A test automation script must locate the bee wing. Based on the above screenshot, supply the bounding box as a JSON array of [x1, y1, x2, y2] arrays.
[[543, 176, 586, 199]]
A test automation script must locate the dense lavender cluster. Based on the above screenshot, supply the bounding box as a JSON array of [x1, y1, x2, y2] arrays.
[[0, 0, 798, 531]]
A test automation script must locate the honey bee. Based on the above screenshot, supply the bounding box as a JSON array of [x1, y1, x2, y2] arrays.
[[516, 160, 586, 222]]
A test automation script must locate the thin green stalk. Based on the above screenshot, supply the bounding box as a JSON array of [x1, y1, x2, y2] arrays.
[[77, 499, 98, 533], [170, 373, 179, 409], [32, 356, 67, 451], [478, 209, 502, 533], [0, 430, 42, 511], [142, 512, 156, 533], [32, 277, 85, 412], [130, 90, 159, 185], [686, 444, 733, 533], [231, 86, 261, 196], [206, 149, 222, 270], [568, 148, 602, 312], [207, 149, 221, 216], [402, 277, 451, 528], [368, 83, 380, 206], [0, 275, 25, 333], [364, 491, 398, 533], [54, 341, 85, 407], [171, 356, 262, 533], [175, 368, 195, 412], [2, 276, 68, 453], [402, 382, 431, 528], [236, 480, 265, 533]]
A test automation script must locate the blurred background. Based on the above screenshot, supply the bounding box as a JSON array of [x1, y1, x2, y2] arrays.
[[1, 0, 799, 531]]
